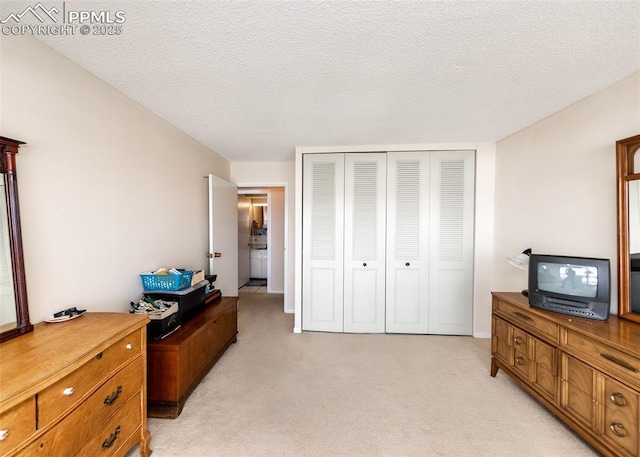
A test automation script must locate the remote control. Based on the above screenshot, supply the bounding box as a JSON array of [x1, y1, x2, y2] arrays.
[[53, 307, 86, 318]]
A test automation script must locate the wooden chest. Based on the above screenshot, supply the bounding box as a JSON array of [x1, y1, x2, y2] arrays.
[[147, 294, 238, 418]]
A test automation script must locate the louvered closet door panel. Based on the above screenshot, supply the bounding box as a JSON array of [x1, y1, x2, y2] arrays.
[[302, 154, 345, 332], [386, 152, 430, 334], [428, 150, 475, 335], [344, 153, 386, 333]]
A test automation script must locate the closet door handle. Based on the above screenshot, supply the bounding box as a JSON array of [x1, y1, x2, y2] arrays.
[[362, 263, 367, 267], [405, 262, 410, 267]]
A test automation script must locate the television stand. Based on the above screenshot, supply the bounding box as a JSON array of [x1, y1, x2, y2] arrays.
[[492, 292, 640, 456], [147, 291, 237, 418]]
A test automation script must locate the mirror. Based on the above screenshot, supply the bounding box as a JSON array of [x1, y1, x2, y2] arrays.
[[616, 133, 640, 323], [250, 196, 267, 230], [0, 136, 32, 342]]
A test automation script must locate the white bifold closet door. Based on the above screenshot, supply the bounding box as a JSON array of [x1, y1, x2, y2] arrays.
[[302, 154, 345, 332], [343, 153, 386, 333], [427, 151, 475, 334], [302, 153, 386, 333], [385, 152, 430, 333], [303, 150, 474, 335], [386, 150, 474, 335]]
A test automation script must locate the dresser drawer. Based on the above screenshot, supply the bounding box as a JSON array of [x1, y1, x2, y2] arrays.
[[532, 339, 557, 401], [492, 317, 511, 364], [604, 376, 639, 426], [564, 330, 640, 388], [494, 299, 559, 342], [512, 328, 530, 378], [38, 329, 142, 427], [0, 397, 35, 456], [560, 354, 595, 428], [23, 358, 143, 456], [603, 406, 638, 456], [602, 376, 638, 456], [493, 317, 510, 344], [75, 392, 142, 457]]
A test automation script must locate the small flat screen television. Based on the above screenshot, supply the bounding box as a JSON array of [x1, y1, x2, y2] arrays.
[[528, 254, 610, 320]]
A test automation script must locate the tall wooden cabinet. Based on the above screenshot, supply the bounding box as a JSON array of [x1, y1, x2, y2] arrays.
[[302, 150, 475, 335], [492, 292, 640, 457]]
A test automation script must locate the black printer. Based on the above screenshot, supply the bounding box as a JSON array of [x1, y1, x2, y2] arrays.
[[144, 280, 209, 324]]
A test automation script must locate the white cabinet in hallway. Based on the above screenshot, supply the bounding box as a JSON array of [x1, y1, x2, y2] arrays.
[[301, 150, 475, 335], [250, 250, 267, 279]]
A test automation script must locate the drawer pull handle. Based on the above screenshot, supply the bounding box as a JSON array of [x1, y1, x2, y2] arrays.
[[63, 387, 75, 396], [610, 392, 627, 407], [516, 356, 525, 366], [600, 353, 640, 373], [96, 352, 103, 360], [513, 312, 532, 322], [0, 430, 8, 441], [104, 386, 123, 406], [514, 336, 524, 345], [610, 422, 627, 437], [126, 343, 133, 350], [102, 425, 121, 449]]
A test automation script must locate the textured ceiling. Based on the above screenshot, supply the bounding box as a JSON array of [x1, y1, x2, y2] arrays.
[[9, 1, 640, 162]]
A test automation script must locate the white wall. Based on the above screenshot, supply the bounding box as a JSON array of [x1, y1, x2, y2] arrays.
[[231, 162, 295, 313], [268, 187, 285, 293], [1, 36, 230, 322], [494, 72, 640, 315]]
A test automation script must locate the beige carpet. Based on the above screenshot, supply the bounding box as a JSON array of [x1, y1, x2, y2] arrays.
[[128, 292, 598, 457]]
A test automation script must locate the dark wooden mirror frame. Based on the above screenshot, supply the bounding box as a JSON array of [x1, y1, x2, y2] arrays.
[[616, 133, 640, 324], [0, 136, 32, 343]]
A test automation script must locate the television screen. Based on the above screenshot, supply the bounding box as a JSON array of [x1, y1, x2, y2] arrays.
[[528, 254, 610, 320], [537, 262, 598, 298]]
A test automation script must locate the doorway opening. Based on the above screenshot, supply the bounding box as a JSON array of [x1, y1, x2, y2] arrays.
[[237, 187, 285, 298]]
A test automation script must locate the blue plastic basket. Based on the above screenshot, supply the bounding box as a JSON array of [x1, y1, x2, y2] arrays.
[[140, 271, 193, 291]]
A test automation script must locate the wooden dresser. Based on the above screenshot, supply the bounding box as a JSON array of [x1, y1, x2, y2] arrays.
[[492, 292, 640, 457], [147, 293, 237, 418], [0, 313, 150, 457]]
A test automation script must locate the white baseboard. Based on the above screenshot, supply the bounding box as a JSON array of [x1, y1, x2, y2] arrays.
[[473, 332, 491, 339], [293, 327, 301, 333]]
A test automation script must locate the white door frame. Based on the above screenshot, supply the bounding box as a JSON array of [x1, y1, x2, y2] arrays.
[[238, 188, 271, 286], [236, 182, 289, 313]]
